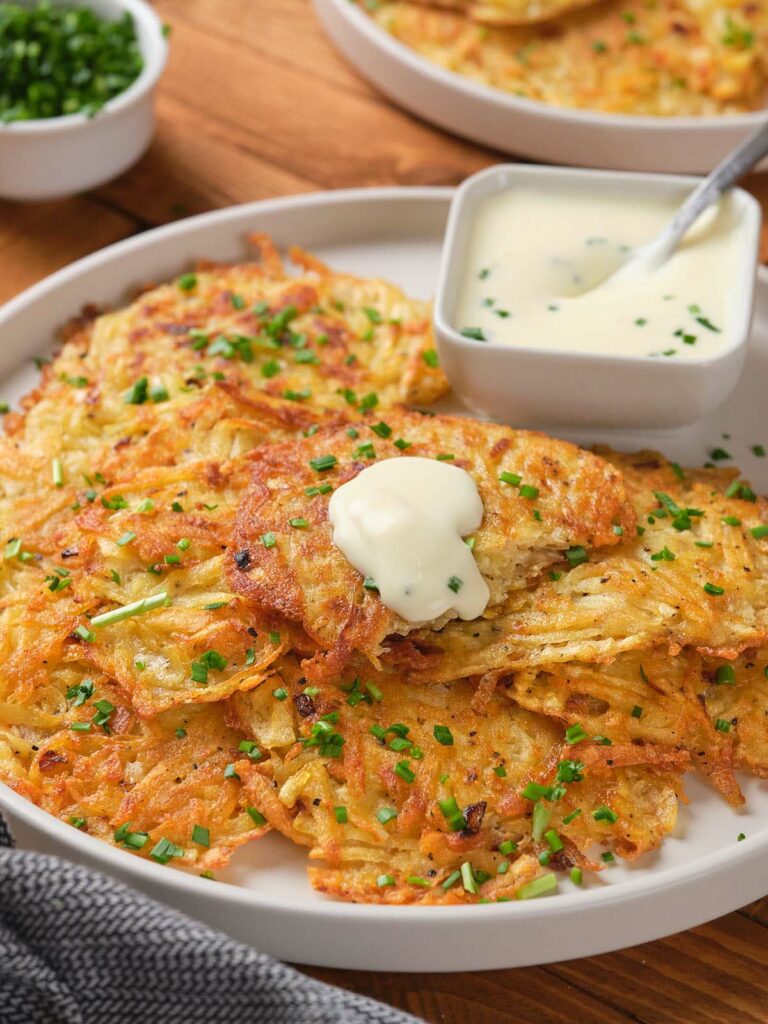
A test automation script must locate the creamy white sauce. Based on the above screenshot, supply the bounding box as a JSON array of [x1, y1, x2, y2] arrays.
[[327, 457, 490, 623], [456, 186, 745, 360]]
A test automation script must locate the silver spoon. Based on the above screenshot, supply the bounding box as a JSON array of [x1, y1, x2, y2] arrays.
[[611, 117, 768, 284]]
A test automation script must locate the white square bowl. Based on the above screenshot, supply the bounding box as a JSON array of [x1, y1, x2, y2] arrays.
[[434, 164, 762, 430]]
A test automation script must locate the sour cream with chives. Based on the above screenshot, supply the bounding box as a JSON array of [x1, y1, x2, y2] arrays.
[[328, 457, 490, 623], [455, 186, 743, 360]]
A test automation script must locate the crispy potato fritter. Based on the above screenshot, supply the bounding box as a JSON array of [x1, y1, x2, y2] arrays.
[[365, 0, 768, 116], [1, 238, 766, 904]]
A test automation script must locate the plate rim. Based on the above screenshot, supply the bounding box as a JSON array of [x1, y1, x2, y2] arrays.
[[1, 185, 767, 942], [318, 0, 768, 132]]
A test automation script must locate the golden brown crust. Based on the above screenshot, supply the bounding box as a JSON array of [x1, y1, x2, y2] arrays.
[[0, 238, 765, 903], [366, 0, 768, 116], [228, 411, 635, 670]]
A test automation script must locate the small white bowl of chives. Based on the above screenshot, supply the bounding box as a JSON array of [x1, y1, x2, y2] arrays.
[[0, 0, 168, 201]]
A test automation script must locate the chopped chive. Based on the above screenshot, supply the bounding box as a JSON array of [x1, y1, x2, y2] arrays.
[[704, 582, 725, 596], [715, 719, 731, 733], [192, 824, 210, 847], [247, 807, 266, 827], [519, 485, 539, 500], [376, 807, 397, 825], [52, 457, 64, 488], [544, 829, 563, 853], [631, 705, 643, 718], [406, 876, 430, 888], [305, 483, 332, 497], [570, 867, 583, 885], [516, 874, 557, 900], [70, 721, 91, 732], [566, 546, 588, 568], [521, 782, 552, 801], [499, 840, 517, 856], [565, 723, 587, 744], [151, 838, 185, 865], [223, 763, 239, 780], [309, 454, 337, 473], [721, 516, 741, 526], [334, 806, 348, 824], [715, 665, 736, 685], [750, 525, 768, 539], [125, 377, 148, 405], [651, 546, 675, 562], [438, 797, 465, 832], [365, 681, 383, 702], [499, 471, 521, 487], [593, 805, 618, 823], [447, 576, 463, 593], [433, 725, 453, 746], [377, 874, 395, 887], [178, 273, 197, 292], [460, 861, 478, 894], [260, 532, 277, 549], [532, 801, 551, 842], [370, 421, 392, 439], [461, 327, 486, 341], [441, 869, 462, 890], [562, 809, 582, 825], [395, 761, 415, 784], [289, 518, 309, 529], [74, 625, 95, 642], [90, 592, 168, 628], [423, 349, 439, 368]]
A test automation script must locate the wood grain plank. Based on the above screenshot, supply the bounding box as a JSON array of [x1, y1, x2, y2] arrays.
[[0, 197, 136, 303], [138, 10, 494, 190], [740, 896, 768, 927], [95, 92, 317, 225], [301, 964, 639, 1024], [548, 914, 768, 1024], [154, 0, 370, 95]]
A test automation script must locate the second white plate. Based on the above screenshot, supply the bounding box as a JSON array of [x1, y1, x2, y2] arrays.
[[314, 0, 768, 174], [1, 188, 767, 971]]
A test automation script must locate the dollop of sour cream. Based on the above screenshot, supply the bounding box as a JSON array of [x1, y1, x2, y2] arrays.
[[456, 186, 745, 360], [328, 456, 490, 623]]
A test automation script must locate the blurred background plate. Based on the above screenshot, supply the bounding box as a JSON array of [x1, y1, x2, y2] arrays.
[[314, 0, 768, 174], [1, 188, 768, 971]]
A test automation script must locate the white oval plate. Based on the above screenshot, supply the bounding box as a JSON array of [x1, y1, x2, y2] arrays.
[[1, 188, 767, 972], [314, 0, 768, 174]]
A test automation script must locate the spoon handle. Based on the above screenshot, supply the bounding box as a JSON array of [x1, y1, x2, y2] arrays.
[[665, 117, 768, 250]]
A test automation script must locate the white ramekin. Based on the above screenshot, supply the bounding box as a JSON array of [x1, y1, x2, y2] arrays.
[[0, 0, 168, 201], [434, 164, 762, 430]]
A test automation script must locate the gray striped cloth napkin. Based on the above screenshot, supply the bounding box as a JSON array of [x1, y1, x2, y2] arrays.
[[0, 812, 422, 1024]]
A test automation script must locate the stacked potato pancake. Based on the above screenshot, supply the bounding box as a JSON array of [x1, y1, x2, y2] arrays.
[[1, 237, 764, 902]]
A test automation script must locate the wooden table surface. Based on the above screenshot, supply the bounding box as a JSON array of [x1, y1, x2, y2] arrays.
[[2, 1, 768, 1019]]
